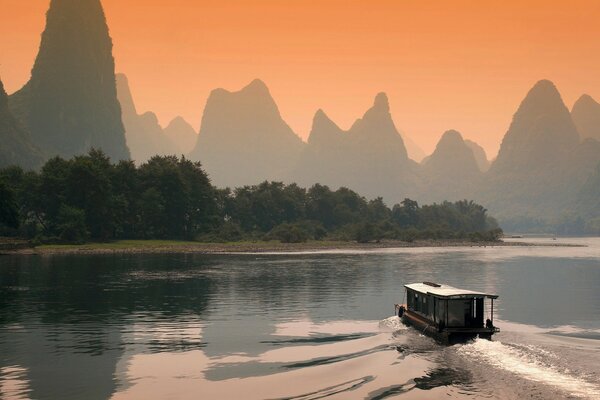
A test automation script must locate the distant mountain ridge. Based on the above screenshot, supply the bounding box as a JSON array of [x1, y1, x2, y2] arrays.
[[1, 0, 598, 233], [572, 94, 600, 141], [9, 0, 129, 162], [189, 79, 305, 188], [477, 80, 600, 225], [164, 117, 198, 155], [116, 74, 179, 163], [464, 140, 490, 172], [490, 80, 580, 174], [290, 92, 418, 201], [420, 130, 482, 203], [402, 131, 427, 162], [184, 78, 598, 230]]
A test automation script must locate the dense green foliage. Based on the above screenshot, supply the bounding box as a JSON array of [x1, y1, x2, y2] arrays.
[[0, 179, 19, 230], [0, 150, 217, 242], [0, 150, 502, 244]]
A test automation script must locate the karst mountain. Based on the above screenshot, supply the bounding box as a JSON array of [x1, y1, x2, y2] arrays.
[[0, 78, 44, 169], [291, 93, 418, 201], [116, 74, 178, 163], [189, 79, 305, 188], [9, 0, 129, 161]]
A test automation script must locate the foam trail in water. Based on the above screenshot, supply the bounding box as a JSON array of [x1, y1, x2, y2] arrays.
[[378, 316, 406, 332], [458, 339, 600, 399]]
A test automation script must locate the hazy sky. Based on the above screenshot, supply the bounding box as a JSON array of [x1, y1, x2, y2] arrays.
[[2, 0, 600, 157]]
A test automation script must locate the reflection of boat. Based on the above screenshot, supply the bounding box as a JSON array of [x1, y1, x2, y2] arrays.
[[395, 282, 499, 345]]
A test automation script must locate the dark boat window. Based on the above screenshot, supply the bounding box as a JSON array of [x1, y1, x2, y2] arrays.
[[436, 299, 447, 325], [474, 298, 484, 328], [447, 299, 472, 327], [407, 289, 415, 310]]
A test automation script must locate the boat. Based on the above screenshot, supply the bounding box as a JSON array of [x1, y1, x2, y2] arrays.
[[395, 282, 499, 345]]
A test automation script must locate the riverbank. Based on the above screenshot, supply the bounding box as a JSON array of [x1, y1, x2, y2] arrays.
[[0, 238, 582, 256]]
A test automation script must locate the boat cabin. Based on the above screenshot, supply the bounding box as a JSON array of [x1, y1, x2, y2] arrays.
[[397, 282, 499, 344]]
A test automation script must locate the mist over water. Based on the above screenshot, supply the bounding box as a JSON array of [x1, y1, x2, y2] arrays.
[[1, 238, 599, 399]]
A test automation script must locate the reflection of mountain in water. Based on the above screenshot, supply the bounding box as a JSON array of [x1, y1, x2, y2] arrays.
[[0, 254, 215, 399], [1, 247, 600, 399]]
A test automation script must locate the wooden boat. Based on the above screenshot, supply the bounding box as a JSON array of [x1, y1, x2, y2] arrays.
[[395, 282, 499, 345]]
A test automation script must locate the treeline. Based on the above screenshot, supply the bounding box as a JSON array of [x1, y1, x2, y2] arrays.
[[0, 150, 502, 244]]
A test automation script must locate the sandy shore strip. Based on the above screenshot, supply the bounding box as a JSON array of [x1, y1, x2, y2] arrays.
[[0, 239, 583, 256]]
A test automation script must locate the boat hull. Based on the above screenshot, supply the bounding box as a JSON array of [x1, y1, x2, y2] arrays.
[[401, 309, 496, 345]]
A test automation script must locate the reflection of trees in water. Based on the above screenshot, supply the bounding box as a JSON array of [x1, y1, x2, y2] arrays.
[[1, 254, 215, 323], [0, 254, 216, 400]]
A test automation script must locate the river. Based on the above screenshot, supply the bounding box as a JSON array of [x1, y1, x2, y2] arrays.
[[0, 237, 599, 399]]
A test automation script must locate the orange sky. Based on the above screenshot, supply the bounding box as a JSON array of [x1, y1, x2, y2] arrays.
[[2, 0, 600, 157]]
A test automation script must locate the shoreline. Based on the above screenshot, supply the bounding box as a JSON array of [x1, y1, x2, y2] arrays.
[[1, 239, 583, 256]]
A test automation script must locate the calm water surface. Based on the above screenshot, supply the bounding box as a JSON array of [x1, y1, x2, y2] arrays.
[[1, 238, 599, 399]]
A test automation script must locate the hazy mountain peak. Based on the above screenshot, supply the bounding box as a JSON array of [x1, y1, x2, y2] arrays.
[[206, 79, 281, 117], [572, 94, 600, 141], [168, 116, 192, 127], [419, 129, 481, 202], [492, 80, 579, 172], [464, 139, 490, 172], [308, 109, 344, 147], [164, 116, 197, 154], [115, 74, 137, 117], [438, 129, 464, 145], [190, 80, 304, 187], [350, 93, 407, 153], [517, 79, 565, 116], [313, 109, 337, 129], [244, 78, 270, 93], [530, 79, 558, 93], [400, 130, 427, 162], [427, 130, 476, 164], [424, 130, 479, 176], [373, 92, 390, 112], [140, 112, 160, 126], [574, 94, 596, 107], [116, 74, 178, 163], [292, 92, 414, 202], [8, 0, 129, 161]]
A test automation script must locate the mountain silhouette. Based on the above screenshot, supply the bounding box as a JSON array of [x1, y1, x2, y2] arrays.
[[189, 79, 305, 188], [0, 78, 44, 169], [116, 74, 178, 163], [9, 0, 129, 161], [479, 80, 599, 223], [420, 130, 482, 202], [291, 93, 417, 201], [164, 117, 198, 155], [464, 139, 490, 172], [402, 132, 427, 162], [572, 94, 600, 141], [490, 80, 579, 174]]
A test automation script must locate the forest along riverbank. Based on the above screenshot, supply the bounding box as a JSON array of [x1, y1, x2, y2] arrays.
[[1, 239, 582, 256]]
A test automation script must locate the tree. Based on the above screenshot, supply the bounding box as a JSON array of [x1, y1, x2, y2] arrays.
[[392, 198, 419, 228], [56, 205, 88, 243], [0, 179, 19, 229], [139, 156, 187, 238], [66, 150, 115, 239]]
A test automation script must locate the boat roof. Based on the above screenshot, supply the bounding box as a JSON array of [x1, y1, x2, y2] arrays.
[[405, 282, 498, 299]]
